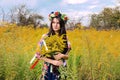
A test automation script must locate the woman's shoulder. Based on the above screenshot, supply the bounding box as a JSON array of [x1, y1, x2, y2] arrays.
[[42, 33, 48, 38], [38, 33, 48, 43]]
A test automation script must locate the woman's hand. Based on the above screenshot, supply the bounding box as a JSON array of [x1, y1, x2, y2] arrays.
[[54, 52, 64, 60], [36, 53, 41, 59], [40, 57, 63, 66], [54, 52, 68, 60]]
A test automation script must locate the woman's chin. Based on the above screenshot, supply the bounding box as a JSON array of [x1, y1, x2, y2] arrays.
[[54, 29, 59, 32]]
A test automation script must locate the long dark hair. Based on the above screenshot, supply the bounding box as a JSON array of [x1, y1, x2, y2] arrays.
[[47, 17, 68, 54], [47, 16, 66, 36]]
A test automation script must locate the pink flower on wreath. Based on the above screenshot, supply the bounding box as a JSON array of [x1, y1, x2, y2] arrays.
[[49, 14, 51, 17]]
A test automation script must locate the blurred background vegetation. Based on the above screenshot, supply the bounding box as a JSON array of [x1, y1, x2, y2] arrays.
[[0, 26, 120, 80]]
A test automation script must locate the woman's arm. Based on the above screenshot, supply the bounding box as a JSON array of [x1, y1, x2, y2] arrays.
[[54, 53, 68, 60], [40, 57, 63, 66], [54, 40, 71, 60]]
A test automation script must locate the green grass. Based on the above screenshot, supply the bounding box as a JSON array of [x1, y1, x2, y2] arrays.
[[0, 27, 120, 80]]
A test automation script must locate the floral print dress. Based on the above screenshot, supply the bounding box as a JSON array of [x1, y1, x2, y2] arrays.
[[36, 34, 71, 80]]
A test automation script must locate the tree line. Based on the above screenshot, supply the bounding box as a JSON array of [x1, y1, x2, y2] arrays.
[[0, 3, 120, 30], [90, 6, 120, 30], [0, 5, 45, 29]]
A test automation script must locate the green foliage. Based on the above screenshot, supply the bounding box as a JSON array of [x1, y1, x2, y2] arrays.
[[41, 34, 67, 57], [90, 6, 120, 30], [0, 27, 120, 80]]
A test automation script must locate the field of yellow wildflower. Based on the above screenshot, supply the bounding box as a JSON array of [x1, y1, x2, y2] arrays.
[[0, 24, 120, 80]]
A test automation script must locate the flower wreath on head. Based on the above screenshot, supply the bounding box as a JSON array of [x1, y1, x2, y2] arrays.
[[49, 11, 68, 23]]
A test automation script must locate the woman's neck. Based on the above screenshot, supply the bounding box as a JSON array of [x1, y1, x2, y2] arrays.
[[54, 31, 59, 35]]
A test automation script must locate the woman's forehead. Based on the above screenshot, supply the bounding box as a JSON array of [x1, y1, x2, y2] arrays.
[[52, 18, 59, 22]]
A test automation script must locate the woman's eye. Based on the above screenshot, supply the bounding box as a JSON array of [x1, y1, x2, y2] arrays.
[[57, 22, 59, 24], [52, 22, 55, 23]]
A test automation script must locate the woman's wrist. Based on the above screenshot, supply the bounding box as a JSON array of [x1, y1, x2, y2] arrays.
[[40, 57, 45, 60], [62, 54, 68, 59]]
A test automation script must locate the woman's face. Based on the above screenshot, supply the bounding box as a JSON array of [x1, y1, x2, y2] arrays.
[[52, 18, 60, 32]]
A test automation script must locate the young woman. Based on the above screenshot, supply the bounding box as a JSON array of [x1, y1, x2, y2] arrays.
[[36, 11, 71, 80]]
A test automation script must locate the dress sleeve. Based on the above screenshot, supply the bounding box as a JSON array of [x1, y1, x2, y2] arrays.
[[36, 34, 48, 54], [68, 41, 71, 50], [67, 36, 71, 50], [65, 36, 71, 54]]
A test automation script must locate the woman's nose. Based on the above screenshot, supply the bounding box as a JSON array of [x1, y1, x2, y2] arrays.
[[55, 23, 57, 26]]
